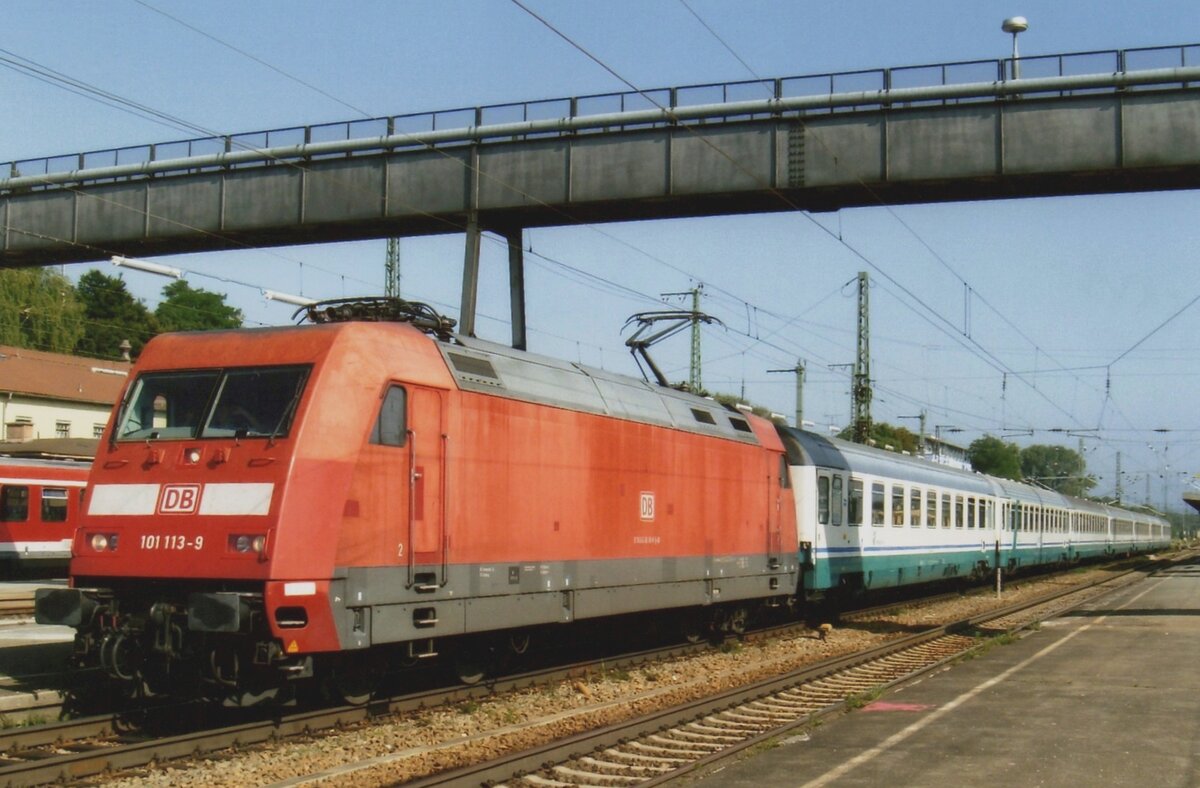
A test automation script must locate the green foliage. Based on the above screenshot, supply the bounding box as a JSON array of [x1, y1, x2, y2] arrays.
[[154, 280, 243, 332], [709, 392, 782, 422], [73, 269, 158, 359], [836, 422, 918, 454], [845, 687, 884, 709], [967, 435, 1022, 479], [0, 267, 85, 353], [1020, 444, 1095, 497]]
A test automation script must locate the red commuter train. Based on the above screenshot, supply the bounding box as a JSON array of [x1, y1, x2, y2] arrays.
[[36, 299, 798, 704], [0, 457, 89, 574]]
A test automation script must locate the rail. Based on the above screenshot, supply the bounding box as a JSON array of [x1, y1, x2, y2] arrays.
[[2, 43, 1198, 193]]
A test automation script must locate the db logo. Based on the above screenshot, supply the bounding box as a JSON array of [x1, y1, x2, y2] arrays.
[[639, 492, 655, 522], [159, 484, 201, 514]]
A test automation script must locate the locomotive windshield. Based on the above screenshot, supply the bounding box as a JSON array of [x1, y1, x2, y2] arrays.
[[116, 365, 310, 441]]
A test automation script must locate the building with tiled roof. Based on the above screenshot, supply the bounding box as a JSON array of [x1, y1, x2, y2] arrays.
[[0, 345, 128, 444]]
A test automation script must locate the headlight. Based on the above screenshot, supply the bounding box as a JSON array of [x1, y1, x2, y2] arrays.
[[89, 533, 118, 551], [230, 534, 267, 554]]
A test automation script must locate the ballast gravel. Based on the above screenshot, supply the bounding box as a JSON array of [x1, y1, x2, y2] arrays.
[[108, 567, 1125, 787]]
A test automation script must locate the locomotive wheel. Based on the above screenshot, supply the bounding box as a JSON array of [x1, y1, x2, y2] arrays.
[[452, 638, 494, 685], [508, 630, 532, 656], [727, 606, 750, 636], [329, 653, 383, 705], [679, 608, 706, 643]]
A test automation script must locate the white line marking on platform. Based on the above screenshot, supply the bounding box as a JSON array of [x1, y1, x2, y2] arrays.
[[800, 580, 1164, 788]]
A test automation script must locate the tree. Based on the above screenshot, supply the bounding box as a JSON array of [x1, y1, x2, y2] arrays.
[[967, 435, 1022, 479], [836, 422, 918, 454], [1020, 444, 1096, 497], [0, 267, 85, 353], [73, 269, 158, 359], [154, 280, 243, 332]]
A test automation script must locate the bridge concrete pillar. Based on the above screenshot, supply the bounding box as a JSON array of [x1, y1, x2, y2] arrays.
[[459, 213, 481, 338], [506, 228, 527, 351]]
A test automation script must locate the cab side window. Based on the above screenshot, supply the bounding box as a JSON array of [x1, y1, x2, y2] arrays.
[[370, 385, 407, 447]]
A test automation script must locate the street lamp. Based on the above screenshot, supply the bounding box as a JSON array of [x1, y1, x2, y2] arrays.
[[1002, 16, 1029, 80]]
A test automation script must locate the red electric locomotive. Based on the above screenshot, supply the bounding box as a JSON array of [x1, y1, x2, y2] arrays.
[[36, 299, 798, 704]]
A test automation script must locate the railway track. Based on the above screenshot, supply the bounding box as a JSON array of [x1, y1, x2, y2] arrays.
[[0, 555, 1172, 785], [0, 626, 794, 786]]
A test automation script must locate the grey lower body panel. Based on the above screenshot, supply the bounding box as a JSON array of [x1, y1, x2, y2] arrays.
[[335, 555, 797, 648]]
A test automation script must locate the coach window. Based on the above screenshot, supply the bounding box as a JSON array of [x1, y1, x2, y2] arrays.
[[967, 497, 977, 529], [848, 479, 863, 526], [1, 487, 28, 522], [925, 491, 935, 527], [941, 493, 951, 528], [954, 496, 964, 528], [872, 483, 885, 526], [910, 487, 921, 527], [892, 486, 905, 526], [831, 476, 844, 526], [41, 488, 68, 522], [370, 385, 408, 446], [818, 477, 831, 525]]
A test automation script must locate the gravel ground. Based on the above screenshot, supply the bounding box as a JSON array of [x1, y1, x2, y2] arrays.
[[108, 565, 1130, 787]]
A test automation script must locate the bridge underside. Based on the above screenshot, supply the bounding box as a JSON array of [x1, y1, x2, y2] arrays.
[[3, 88, 1199, 267]]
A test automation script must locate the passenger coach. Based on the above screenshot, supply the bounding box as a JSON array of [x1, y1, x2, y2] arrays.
[[781, 429, 1170, 599], [0, 457, 89, 573]]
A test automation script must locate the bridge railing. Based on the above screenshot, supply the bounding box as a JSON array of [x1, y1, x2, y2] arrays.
[[6, 43, 1198, 187]]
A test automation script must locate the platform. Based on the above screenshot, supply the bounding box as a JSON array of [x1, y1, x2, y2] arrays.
[[695, 559, 1200, 787], [0, 580, 73, 717]]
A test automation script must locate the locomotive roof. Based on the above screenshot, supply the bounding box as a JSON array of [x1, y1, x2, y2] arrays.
[[440, 335, 763, 445]]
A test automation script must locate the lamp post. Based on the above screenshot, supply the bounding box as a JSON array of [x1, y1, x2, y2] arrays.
[[1002, 16, 1029, 80]]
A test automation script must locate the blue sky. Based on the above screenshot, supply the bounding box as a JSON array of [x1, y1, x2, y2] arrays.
[[4, 1, 1200, 509]]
